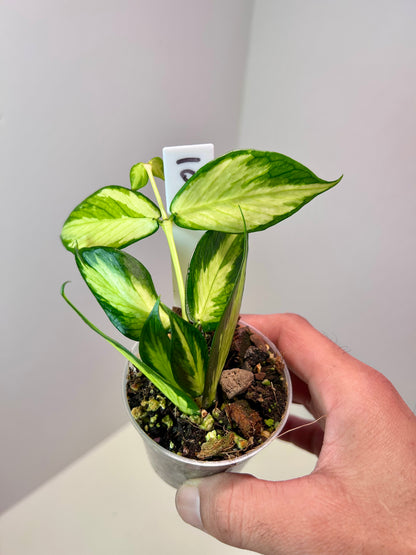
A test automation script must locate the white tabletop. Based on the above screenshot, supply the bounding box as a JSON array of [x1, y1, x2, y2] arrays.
[[0, 420, 315, 555]]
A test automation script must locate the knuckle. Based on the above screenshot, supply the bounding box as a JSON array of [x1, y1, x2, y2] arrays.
[[281, 312, 310, 327], [278, 313, 312, 348], [362, 368, 403, 409]]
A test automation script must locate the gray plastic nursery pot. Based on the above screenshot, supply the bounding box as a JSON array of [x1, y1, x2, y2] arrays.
[[123, 321, 292, 488]]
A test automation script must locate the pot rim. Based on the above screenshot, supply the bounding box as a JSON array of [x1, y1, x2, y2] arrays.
[[122, 319, 292, 468]]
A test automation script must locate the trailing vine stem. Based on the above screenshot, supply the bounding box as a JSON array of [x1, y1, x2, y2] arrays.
[[144, 164, 188, 321]]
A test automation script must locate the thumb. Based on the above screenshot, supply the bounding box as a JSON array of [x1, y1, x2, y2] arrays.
[[175, 471, 324, 554]]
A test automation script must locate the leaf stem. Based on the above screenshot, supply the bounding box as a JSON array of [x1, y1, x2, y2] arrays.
[[144, 163, 168, 220], [160, 218, 188, 321], [143, 163, 187, 320]]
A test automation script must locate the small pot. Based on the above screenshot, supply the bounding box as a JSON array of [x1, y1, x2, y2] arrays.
[[122, 321, 292, 488]]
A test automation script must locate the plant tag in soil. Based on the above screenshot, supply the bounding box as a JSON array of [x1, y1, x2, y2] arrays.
[[163, 144, 214, 304]]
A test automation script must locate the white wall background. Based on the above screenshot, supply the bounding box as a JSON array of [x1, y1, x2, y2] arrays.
[[0, 0, 253, 512], [241, 0, 416, 412], [2, 0, 415, 517]]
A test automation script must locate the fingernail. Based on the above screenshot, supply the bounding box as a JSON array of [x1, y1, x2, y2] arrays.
[[175, 480, 204, 530]]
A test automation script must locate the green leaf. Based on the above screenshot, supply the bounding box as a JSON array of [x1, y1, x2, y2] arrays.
[[202, 224, 248, 407], [139, 300, 175, 385], [171, 150, 341, 233], [61, 186, 160, 252], [149, 157, 164, 180], [61, 283, 199, 415], [130, 163, 149, 190], [186, 231, 244, 331], [75, 247, 169, 340], [169, 310, 208, 397]]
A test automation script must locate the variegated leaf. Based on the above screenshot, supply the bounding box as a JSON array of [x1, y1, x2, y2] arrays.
[[61, 186, 160, 252], [61, 283, 199, 415], [171, 150, 341, 233], [75, 247, 169, 340], [202, 226, 248, 407], [186, 231, 244, 331], [169, 310, 208, 397], [139, 300, 176, 385], [130, 163, 149, 191], [149, 156, 164, 180]]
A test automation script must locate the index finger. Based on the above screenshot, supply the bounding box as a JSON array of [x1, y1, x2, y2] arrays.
[[242, 313, 357, 413]]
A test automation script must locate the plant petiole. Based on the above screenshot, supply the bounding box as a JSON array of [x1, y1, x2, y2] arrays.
[[160, 218, 188, 321], [143, 163, 187, 320], [144, 163, 168, 220]]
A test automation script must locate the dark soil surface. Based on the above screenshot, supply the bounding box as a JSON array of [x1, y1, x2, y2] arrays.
[[126, 321, 288, 461]]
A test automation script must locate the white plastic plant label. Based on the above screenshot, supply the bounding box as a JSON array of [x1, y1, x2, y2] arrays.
[[163, 143, 214, 211], [163, 144, 214, 305]]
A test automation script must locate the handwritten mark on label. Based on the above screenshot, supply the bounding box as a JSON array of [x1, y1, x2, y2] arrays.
[[163, 144, 214, 211]]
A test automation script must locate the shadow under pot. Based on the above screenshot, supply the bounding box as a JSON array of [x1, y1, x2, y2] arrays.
[[123, 320, 292, 488]]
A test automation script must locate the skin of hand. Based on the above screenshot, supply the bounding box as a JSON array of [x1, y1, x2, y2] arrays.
[[175, 313, 416, 555]]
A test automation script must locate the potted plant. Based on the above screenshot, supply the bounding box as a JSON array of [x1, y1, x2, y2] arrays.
[[60, 149, 340, 486]]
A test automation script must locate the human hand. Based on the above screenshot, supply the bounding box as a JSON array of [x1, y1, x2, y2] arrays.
[[175, 314, 416, 554]]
